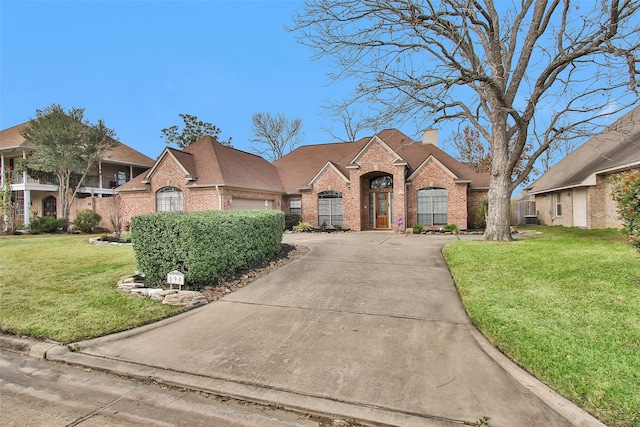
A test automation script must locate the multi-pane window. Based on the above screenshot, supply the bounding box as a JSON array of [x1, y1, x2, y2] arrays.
[[417, 187, 447, 226], [14, 192, 24, 221], [289, 199, 301, 215], [553, 192, 562, 217], [318, 190, 343, 226], [117, 171, 127, 186], [156, 186, 183, 212]]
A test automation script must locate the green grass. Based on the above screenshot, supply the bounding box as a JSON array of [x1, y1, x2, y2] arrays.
[[0, 234, 184, 344], [443, 227, 640, 427]]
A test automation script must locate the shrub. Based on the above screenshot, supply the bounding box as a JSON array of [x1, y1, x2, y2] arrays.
[[29, 216, 66, 233], [293, 221, 313, 232], [469, 203, 487, 229], [444, 224, 459, 232], [333, 224, 343, 231], [73, 209, 102, 233], [131, 210, 284, 287], [413, 224, 424, 234], [611, 170, 640, 251], [285, 213, 301, 230]]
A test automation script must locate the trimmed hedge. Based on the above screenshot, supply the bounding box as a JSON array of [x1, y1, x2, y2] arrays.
[[131, 210, 284, 287]]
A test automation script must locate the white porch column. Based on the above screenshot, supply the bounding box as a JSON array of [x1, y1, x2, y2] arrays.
[[22, 150, 27, 184], [24, 189, 31, 227], [98, 161, 103, 189], [129, 165, 133, 182], [1, 153, 5, 186], [21, 150, 31, 227]]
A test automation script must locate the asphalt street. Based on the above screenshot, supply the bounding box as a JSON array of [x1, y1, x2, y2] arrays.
[[0, 349, 355, 427]]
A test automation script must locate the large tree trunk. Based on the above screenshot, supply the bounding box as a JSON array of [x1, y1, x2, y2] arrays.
[[483, 115, 514, 241], [483, 172, 513, 241]]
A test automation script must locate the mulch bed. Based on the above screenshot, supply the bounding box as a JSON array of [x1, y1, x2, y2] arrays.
[[200, 243, 309, 302]]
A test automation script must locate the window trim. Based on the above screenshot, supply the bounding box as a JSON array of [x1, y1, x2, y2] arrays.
[[553, 192, 562, 217], [289, 199, 301, 215], [318, 190, 343, 226], [416, 187, 448, 226], [156, 186, 183, 213]]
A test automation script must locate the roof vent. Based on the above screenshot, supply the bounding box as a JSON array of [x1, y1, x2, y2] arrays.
[[422, 128, 438, 147]]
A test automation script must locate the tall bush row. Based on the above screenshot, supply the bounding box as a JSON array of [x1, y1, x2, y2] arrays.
[[611, 170, 640, 252], [131, 210, 284, 287]]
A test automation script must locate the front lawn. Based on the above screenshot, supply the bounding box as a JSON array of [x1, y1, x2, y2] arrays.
[[0, 234, 184, 344], [443, 227, 640, 427]]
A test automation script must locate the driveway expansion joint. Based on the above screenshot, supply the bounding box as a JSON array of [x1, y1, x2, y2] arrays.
[[220, 300, 472, 326]]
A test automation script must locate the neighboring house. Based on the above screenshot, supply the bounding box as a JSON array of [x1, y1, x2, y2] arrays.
[[525, 105, 640, 229], [119, 129, 489, 232], [0, 121, 155, 229]]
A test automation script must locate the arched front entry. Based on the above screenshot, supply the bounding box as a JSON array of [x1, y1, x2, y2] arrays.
[[367, 174, 394, 229]]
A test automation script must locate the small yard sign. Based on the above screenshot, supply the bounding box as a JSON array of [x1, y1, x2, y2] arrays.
[[167, 270, 185, 290]]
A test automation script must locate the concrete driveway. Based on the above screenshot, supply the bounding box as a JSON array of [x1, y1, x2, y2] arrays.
[[54, 232, 600, 427]]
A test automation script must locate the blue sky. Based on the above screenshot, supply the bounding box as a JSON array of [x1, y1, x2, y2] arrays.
[[2, 0, 635, 181], [1, 0, 363, 159]]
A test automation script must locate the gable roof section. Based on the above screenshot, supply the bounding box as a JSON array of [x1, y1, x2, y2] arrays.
[[143, 147, 196, 182], [407, 155, 459, 181], [397, 142, 490, 188], [307, 161, 350, 187], [348, 133, 404, 167], [184, 137, 284, 191], [0, 121, 154, 167], [527, 106, 640, 194], [122, 137, 285, 192], [274, 129, 489, 193], [273, 139, 366, 193]]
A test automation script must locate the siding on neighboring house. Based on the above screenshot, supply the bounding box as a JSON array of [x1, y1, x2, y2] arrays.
[[526, 106, 640, 230]]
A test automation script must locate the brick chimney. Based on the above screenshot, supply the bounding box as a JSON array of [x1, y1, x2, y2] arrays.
[[421, 128, 438, 146]]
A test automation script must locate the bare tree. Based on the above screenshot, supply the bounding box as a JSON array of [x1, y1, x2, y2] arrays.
[[107, 195, 124, 237], [448, 126, 492, 173], [448, 125, 534, 182], [323, 106, 369, 141], [291, 0, 639, 240], [250, 112, 305, 161]]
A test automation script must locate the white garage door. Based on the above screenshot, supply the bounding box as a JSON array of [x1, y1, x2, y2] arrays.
[[573, 188, 587, 228], [231, 199, 274, 210]]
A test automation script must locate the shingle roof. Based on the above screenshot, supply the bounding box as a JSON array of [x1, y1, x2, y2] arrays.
[[274, 129, 489, 193], [0, 123, 33, 150], [120, 129, 489, 194], [133, 136, 285, 192], [0, 121, 154, 167], [527, 106, 640, 194], [273, 139, 367, 193]]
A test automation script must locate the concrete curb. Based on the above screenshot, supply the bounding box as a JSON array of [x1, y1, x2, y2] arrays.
[[469, 328, 607, 427], [43, 343, 464, 427], [1, 331, 607, 427]]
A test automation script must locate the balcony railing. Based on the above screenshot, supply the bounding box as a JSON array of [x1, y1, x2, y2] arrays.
[[4, 170, 58, 186], [2, 170, 127, 190]]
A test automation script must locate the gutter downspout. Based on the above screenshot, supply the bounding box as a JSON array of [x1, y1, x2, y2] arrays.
[[216, 185, 222, 210]]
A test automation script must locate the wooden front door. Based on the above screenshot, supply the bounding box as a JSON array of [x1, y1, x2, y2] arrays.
[[375, 192, 389, 228]]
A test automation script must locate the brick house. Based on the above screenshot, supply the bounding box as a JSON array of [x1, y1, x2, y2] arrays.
[[0, 121, 155, 230], [525, 105, 640, 229], [118, 129, 489, 232]]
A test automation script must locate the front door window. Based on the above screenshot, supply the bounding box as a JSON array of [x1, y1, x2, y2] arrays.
[[376, 193, 388, 228]]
